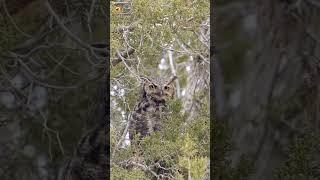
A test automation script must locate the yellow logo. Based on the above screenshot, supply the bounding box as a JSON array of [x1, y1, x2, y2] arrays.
[[115, 5, 122, 12], [113, 1, 132, 15]]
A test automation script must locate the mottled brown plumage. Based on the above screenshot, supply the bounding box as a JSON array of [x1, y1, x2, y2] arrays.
[[63, 125, 108, 180], [129, 75, 177, 141]]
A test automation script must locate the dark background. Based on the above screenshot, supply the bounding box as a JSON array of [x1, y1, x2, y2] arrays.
[[0, 0, 108, 179], [212, 0, 320, 179], [0, 0, 319, 179]]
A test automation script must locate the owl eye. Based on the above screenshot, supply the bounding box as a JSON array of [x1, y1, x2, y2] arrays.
[[164, 86, 170, 90], [149, 84, 155, 89]]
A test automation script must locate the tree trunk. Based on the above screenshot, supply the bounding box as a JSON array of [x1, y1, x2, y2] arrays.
[[217, 1, 320, 179]]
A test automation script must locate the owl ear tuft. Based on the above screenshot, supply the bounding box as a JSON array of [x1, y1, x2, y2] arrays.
[[165, 75, 177, 86], [139, 76, 152, 84]]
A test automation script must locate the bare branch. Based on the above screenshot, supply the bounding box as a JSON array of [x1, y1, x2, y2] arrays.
[[112, 48, 135, 66], [45, 0, 105, 63], [1, 0, 32, 38], [87, 0, 97, 40], [9, 52, 78, 90], [45, 1, 91, 51], [111, 114, 131, 158], [121, 160, 159, 178], [168, 44, 181, 97]]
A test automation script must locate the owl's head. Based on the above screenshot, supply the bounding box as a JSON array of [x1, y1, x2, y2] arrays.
[[141, 76, 177, 101]]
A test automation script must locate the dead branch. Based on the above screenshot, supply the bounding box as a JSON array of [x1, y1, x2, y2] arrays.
[[120, 160, 159, 178], [116, 26, 135, 33], [112, 48, 135, 66], [45, 1, 105, 63], [1, 0, 32, 38], [168, 44, 181, 97]]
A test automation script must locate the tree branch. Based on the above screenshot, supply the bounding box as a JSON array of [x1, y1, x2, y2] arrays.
[[112, 48, 135, 66]]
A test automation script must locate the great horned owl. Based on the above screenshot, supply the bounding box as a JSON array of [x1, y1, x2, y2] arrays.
[[129, 75, 177, 141]]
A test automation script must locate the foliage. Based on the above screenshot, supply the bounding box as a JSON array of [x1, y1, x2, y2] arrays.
[[111, 98, 209, 179], [178, 133, 208, 179], [0, 1, 108, 179], [110, 0, 209, 178], [111, 165, 149, 180], [110, 0, 209, 76], [276, 130, 320, 180], [212, 120, 254, 180]]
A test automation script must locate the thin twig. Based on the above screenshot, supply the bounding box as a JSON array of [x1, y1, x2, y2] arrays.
[[112, 48, 135, 66], [45, 1, 91, 50], [9, 52, 78, 89], [1, 0, 32, 38], [45, 0, 103, 62], [39, 110, 65, 155], [111, 113, 132, 158], [116, 49, 140, 81], [168, 44, 181, 97]]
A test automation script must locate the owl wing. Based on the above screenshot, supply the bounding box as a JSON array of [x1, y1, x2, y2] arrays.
[[129, 102, 151, 142], [152, 104, 169, 132]]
